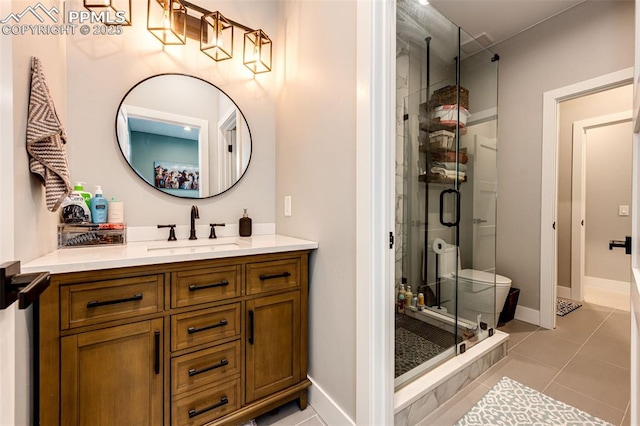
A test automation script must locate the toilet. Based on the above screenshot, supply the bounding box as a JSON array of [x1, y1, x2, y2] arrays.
[[436, 243, 512, 327]]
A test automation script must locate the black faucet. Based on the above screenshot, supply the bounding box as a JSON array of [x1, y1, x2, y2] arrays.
[[189, 205, 199, 240]]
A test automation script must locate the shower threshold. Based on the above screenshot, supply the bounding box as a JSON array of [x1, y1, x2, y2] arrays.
[[405, 305, 478, 334]]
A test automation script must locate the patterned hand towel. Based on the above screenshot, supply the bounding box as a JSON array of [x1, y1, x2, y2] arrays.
[[26, 56, 71, 212]]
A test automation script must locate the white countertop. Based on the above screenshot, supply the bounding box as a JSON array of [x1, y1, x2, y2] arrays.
[[22, 235, 318, 275]]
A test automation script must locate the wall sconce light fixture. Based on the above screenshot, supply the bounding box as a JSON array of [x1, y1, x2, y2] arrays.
[[201, 11, 233, 61], [244, 29, 272, 74], [147, 0, 272, 74], [83, 0, 132, 25], [147, 0, 187, 45]]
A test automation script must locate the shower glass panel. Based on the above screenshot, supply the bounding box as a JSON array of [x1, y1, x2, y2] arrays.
[[395, 0, 499, 389]]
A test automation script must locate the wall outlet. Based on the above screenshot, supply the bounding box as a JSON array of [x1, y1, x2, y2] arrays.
[[619, 205, 629, 216], [284, 196, 292, 217]]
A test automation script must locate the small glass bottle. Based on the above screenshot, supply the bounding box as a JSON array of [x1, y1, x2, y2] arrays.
[[417, 292, 425, 308], [397, 294, 405, 314]]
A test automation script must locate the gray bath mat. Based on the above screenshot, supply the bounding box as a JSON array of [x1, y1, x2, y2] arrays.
[[557, 298, 582, 317], [455, 376, 612, 425]]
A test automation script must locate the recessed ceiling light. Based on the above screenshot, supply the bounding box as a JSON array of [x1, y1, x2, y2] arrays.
[[418, 0, 429, 5]]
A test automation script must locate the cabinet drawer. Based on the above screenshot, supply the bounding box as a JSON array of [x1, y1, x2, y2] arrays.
[[171, 341, 241, 396], [60, 275, 163, 329], [172, 304, 241, 352], [172, 378, 240, 426], [246, 259, 300, 295], [172, 265, 241, 308]]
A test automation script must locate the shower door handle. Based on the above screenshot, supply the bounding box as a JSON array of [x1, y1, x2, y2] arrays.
[[439, 189, 461, 228]]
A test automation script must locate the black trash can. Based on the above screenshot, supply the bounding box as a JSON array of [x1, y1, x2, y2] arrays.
[[499, 287, 520, 325]]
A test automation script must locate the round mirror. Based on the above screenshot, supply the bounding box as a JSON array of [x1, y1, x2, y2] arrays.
[[115, 74, 252, 199]]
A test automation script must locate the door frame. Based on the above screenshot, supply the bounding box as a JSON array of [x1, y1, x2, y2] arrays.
[[540, 67, 633, 329], [570, 111, 633, 302], [0, 0, 16, 421]]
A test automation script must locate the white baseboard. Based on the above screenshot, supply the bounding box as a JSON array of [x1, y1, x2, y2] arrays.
[[557, 286, 572, 299], [514, 305, 540, 326], [584, 276, 630, 293], [308, 375, 355, 426]]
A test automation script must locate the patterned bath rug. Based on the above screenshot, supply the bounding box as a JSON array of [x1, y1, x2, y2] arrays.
[[455, 376, 612, 426], [557, 298, 583, 317]]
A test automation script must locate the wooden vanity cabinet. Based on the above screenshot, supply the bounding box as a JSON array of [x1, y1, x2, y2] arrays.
[[38, 250, 311, 426]]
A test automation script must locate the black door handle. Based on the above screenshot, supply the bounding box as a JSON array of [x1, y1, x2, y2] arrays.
[[439, 189, 461, 227], [0, 261, 51, 310], [609, 236, 632, 255]]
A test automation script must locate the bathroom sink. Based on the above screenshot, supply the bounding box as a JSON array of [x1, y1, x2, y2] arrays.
[[145, 237, 248, 254]]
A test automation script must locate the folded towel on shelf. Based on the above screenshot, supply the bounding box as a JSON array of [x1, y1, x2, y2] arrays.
[[432, 161, 467, 172], [430, 167, 466, 180], [26, 57, 71, 212]]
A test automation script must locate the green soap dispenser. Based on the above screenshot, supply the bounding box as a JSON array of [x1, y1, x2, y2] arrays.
[[72, 182, 92, 209], [239, 209, 252, 237]]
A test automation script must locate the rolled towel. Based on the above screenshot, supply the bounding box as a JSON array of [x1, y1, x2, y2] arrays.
[[432, 161, 467, 172], [430, 167, 466, 179], [26, 57, 71, 212]]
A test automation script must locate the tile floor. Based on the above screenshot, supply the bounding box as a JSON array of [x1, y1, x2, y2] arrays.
[[420, 302, 631, 426], [255, 302, 631, 426], [254, 400, 327, 426]]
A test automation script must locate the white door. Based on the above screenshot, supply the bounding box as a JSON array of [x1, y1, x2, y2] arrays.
[[571, 113, 633, 304], [472, 135, 497, 272]]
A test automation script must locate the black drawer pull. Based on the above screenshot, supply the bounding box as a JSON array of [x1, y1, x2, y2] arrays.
[[154, 331, 160, 375], [187, 319, 228, 334], [188, 396, 228, 418], [87, 293, 143, 308], [188, 358, 229, 376], [248, 310, 254, 345], [188, 280, 229, 291], [259, 272, 291, 281]]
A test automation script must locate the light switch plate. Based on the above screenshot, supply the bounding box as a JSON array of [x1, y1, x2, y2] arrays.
[[619, 205, 629, 216], [284, 196, 292, 217]]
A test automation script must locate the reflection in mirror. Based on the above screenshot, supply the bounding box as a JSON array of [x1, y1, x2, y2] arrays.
[[115, 74, 251, 199]]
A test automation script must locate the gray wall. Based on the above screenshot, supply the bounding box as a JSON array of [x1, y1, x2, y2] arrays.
[[585, 121, 632, 282], [557, 85, 632, 289], [12, 0, 67, 260], [275, 0, 357, 420], [6, 2, 67, 424], [494, 0, 633, 310], [65, 0, 277, 227]]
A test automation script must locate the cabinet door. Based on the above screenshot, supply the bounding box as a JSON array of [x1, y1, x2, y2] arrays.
[[61, 319, 164, 425], [245, 291, 301, 402]]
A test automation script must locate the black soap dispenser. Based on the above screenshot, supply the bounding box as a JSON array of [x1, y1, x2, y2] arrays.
[[239, 209, 252, 237]]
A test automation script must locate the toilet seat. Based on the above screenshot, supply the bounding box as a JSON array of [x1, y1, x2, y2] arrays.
[[456, 269, 511, 286]]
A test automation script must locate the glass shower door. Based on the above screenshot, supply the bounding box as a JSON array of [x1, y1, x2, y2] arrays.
[[395, 0, 499, 390]]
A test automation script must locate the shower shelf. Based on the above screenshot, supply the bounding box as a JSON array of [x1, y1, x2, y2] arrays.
[[419, 174, 467, 184], [419, 121, 467, 135]]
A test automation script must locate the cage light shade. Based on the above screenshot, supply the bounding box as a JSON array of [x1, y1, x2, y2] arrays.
[[147, 0, 187, 45], [243, 29, 272, 74], [84, 0, 131, 25], [201, 11, 233, 61]]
